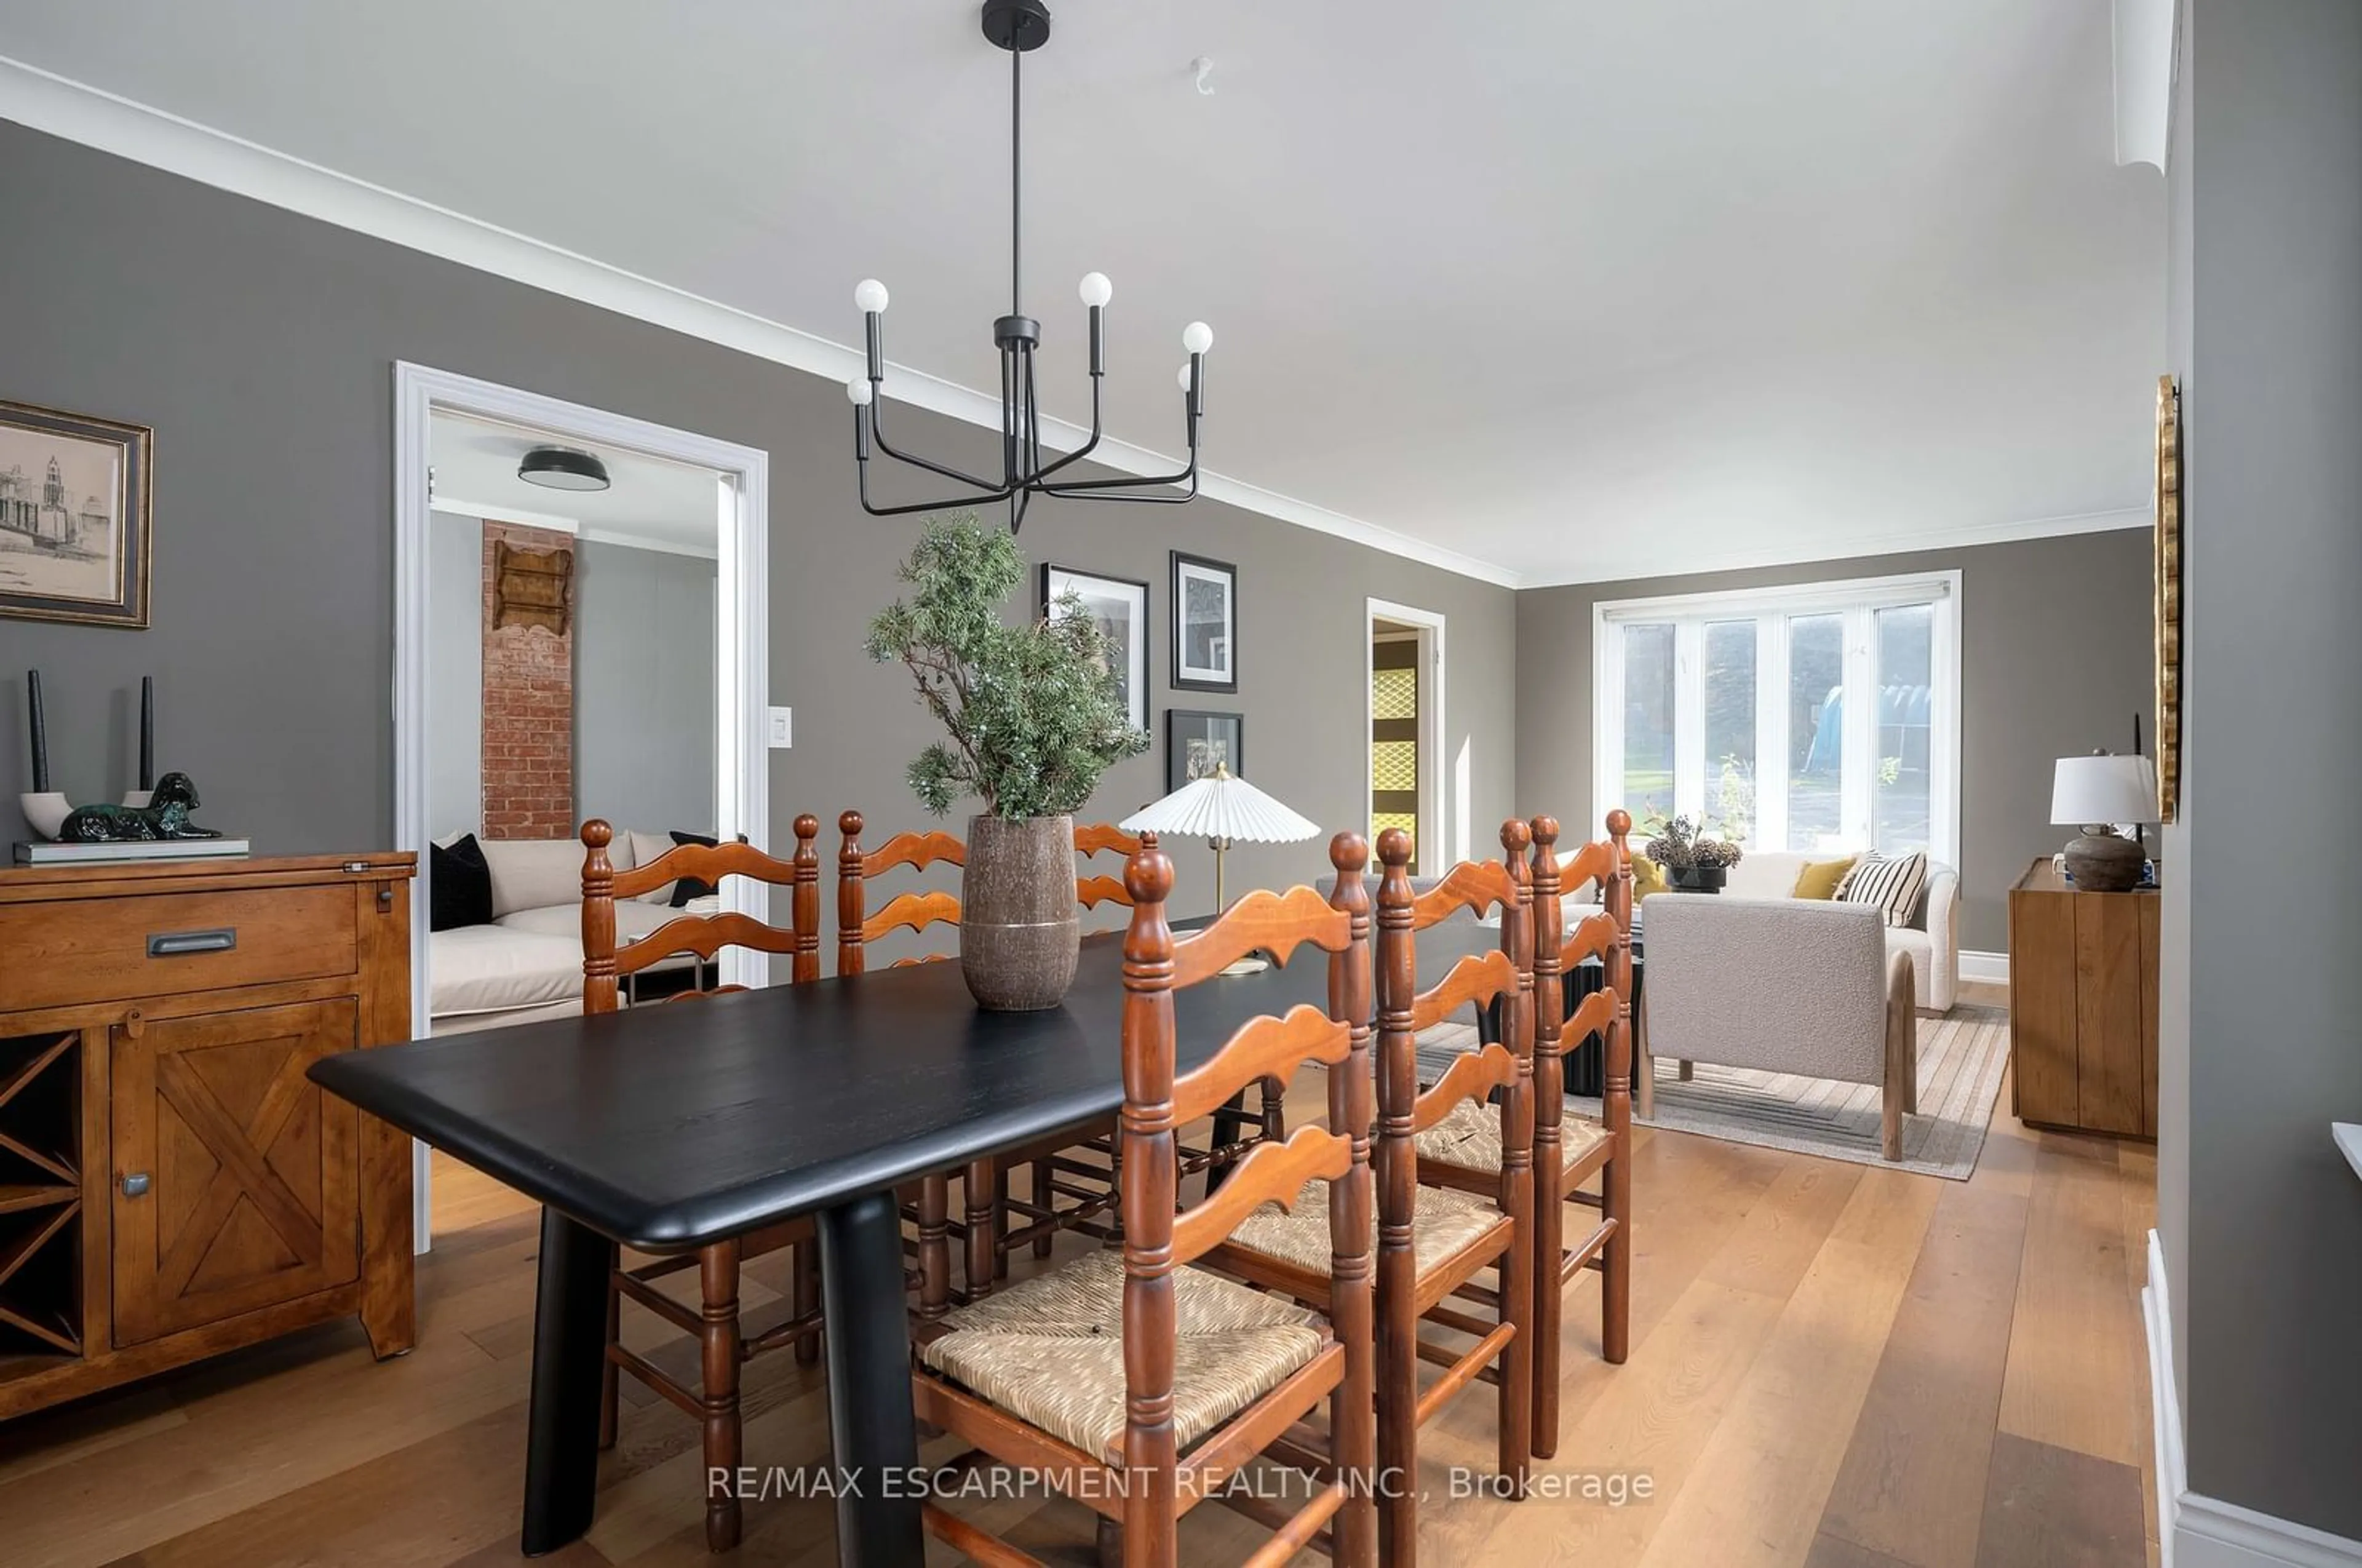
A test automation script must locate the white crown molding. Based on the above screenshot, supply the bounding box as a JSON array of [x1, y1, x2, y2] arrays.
[[2146, 1229, 2362, 1568], [1518, 506, 2154, 590], [0, 53, 1519, 589]]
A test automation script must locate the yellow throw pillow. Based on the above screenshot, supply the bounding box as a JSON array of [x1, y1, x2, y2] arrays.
[[1792, 854, 1858, 900], [1629, 852, 1669, 898]]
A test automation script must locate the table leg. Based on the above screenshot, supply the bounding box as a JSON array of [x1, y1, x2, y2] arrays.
[[817, 1189, 926, 1568], [522, 1208, 615, 1556]]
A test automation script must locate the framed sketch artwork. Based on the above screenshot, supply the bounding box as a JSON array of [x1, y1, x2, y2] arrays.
[[1166, 709, 1243, 795], [1170, 551, 1237, 692], [1040, 563, 1149, 731], [0, 399, 153, 628]]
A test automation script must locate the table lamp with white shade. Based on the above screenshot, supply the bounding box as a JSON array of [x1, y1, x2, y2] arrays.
[[1121, 763, 1320, 973], [2050, 752, 2158, 892]]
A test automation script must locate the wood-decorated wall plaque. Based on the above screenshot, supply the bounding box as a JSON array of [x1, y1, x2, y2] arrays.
[[493, 539, 573, 635], [2153, 373, 2181, 822]]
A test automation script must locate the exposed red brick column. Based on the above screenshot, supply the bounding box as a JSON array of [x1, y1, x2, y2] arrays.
[[480, 521, 575, 840]]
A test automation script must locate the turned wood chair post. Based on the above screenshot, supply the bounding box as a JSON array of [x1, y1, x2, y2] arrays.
[[1326, 831, 1379, 1566], [1117, 834, 1183, 1568], [699, 1237, 745, 1552], [1370, 829, 1422, 1566], [1602, 808, 1635, 1364], [836, 811, 867, 977], [581, 819, 622, 1015], [791, 813, 821, 984], [1527, 814, 1568, 1455], [1495, 818, 1538, 1493]]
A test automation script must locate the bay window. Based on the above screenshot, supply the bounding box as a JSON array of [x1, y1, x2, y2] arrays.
[[1593, 572, 1960, 864]]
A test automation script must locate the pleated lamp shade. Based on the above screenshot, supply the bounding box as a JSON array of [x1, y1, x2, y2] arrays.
[[1121, 766, 1319, 934], [1119, 766, 1320, 845]]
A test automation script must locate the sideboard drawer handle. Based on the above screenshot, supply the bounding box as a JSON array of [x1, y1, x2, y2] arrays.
[[148, 928, 237, 958]]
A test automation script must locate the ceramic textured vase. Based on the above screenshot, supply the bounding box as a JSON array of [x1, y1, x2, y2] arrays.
[[961, 813, 1081, 1011]]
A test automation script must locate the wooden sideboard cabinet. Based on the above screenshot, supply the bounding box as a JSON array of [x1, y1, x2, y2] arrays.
[[2007, 857, 2158, 1137], [0, 852, 416, 1420]]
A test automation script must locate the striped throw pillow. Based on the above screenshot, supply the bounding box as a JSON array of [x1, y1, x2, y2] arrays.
[[1834, 850, 1928, 928]]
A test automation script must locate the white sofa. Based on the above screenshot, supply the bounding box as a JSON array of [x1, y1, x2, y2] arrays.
[[429, 830, 715, 1036], [1692, 851, 1959, 1013]]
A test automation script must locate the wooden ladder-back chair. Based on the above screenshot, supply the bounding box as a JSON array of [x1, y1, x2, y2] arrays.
[[1075, 821, 1287, 1174], [579, 814, 825, 1553], [835, 812, 1000, 1326], [911, 833, 1379, 1568], [1410, 811, 1634, 1460], [996, 823, 1291, 1274], [1204, 821, 1537, 1564]]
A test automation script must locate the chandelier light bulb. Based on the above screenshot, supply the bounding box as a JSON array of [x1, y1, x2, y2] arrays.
[[1182, 320, 1214, 355], [1177, 363, 1194, 394], [846, 376, 873, 406], [1079, 272, 1113, 308], [854, 279, 890, 314]]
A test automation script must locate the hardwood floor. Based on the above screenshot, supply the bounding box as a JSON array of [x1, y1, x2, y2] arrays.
[[0, 985, 2160, 1567]]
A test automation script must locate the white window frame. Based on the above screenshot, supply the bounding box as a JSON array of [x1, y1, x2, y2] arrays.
[[1591, 570, 1962, 867]]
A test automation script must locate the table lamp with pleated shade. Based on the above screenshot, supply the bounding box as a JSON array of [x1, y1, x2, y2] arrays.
[[1121, 764, 1319, 971]]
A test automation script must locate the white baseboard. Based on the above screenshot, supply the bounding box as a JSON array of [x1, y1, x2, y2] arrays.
[[1958, 949, 2010, 984], [2145, 1230, 2362, 1568]]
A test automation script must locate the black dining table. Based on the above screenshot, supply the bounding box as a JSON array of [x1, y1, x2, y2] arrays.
[[311, 918, 1507, 1566]]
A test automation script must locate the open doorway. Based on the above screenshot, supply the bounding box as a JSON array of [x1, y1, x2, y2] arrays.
[[392, 364, 770, 1245], [1367, 599, 1445, 875]]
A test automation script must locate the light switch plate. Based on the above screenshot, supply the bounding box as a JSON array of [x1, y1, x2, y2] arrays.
[[766, 706, 793, 748]]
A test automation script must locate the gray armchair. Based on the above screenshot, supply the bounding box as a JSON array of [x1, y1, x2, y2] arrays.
[[1638, 893, 1920, 1159]]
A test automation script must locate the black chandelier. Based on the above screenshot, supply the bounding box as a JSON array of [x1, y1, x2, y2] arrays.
[[847, 0, 1211, 533]]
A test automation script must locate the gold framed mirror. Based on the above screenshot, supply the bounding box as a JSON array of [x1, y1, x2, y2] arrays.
[[2154, 373, 2181, 822]]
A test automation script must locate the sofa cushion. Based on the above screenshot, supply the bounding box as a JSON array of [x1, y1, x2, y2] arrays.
[[1836, 851, 1929, 928], [429, 833, 494, 932], [495, 895, 718, 943], [1721, 851, 1808, 899], [1792, 854, 1858, 900], [481, 835, 624, 920], [667, 830, 722, 906], [428, 925, 590, 1017]]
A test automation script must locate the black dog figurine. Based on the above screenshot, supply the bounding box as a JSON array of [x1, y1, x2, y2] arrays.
[[58, 772, 221, 842]]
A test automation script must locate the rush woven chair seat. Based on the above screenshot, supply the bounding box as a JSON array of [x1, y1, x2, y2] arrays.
[[911, 832, 1379, 1567], [919, 1249, 1327, 1462], [1415, 1098, 1609, 1177], [579, 815, 826, 1553], [1225, 1178, 1500, 1276]]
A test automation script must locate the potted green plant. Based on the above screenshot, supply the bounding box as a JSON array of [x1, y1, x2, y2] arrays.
[[867, 514, 1148, 1009], [1642, 814, 1745, 893]]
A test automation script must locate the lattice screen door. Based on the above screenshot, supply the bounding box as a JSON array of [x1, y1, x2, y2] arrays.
[[1372, 638, 1420, 872]]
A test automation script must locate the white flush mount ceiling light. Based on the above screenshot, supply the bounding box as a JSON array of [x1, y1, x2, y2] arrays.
[[847, 0, 1211, 533]]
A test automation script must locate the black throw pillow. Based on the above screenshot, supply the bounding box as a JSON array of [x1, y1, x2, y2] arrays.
[[429, 834, 494, 931], [669, 830, 720, 906]]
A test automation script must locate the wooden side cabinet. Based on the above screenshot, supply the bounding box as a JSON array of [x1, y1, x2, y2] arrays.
[[0, 852, 415, 1421], [2007, 857, 2159, 1137]]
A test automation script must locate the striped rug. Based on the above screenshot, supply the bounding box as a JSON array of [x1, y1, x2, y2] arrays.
[[1417, 1003, 2011, 1181]]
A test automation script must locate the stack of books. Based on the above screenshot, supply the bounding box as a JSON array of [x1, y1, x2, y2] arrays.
[[13, 837, 252, 866]]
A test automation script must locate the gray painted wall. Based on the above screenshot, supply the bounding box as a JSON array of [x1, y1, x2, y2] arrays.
[[2169, 0, 2362, 1538], [573, 539, 716, 835], [0, 122, 1515, 921], [424, 510, 483, 840], [1513, 531, 2155, 953]]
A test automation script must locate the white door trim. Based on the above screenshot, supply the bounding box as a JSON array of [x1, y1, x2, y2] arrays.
[[1366, 598, 1450, 869], [392, 361, 770, 1249]]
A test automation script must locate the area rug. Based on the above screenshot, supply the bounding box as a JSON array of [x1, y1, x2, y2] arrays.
[[1415, 1003, 2011, 1181]]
